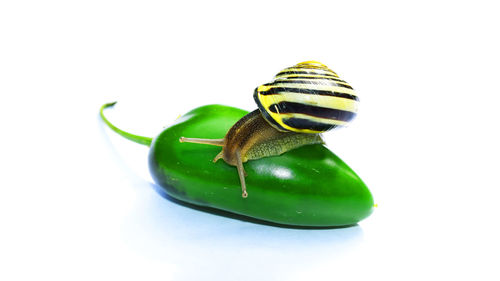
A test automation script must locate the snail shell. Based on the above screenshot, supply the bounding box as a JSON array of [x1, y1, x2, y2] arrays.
[[253, 61, 359, 133]]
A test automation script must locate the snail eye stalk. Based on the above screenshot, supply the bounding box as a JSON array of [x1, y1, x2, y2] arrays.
[[179, 137, 224, 146]]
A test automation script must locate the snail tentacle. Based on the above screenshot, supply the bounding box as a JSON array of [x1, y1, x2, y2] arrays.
[[179, 137, 224, 146], [235, 149, 248, 198]]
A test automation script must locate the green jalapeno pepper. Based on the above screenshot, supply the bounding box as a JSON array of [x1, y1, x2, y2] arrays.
[[101, 103, 374, 227]]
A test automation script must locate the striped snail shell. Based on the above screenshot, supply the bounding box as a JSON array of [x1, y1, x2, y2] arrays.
[[253, 61, 359, 134]]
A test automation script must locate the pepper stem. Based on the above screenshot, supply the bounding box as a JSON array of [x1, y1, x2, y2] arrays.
[[100, 102, 153, 146]]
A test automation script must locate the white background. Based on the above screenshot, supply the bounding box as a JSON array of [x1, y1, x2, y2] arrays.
[[1, 1, 499, 280]]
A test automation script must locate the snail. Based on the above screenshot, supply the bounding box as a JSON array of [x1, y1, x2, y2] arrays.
[[179, 61, 359, 198]]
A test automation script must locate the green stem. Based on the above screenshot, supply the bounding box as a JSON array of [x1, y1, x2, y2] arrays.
[[100, 102, 153, 146]]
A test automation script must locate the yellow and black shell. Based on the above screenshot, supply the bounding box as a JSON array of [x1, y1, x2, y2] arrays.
[[253, 61, 359, 134]]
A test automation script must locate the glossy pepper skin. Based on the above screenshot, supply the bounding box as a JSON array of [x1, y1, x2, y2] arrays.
[[147, 104, 374, 227]]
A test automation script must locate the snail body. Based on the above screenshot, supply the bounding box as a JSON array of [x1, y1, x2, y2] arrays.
[[180, 109, 323, 197], [180, 61, 358, 198]]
